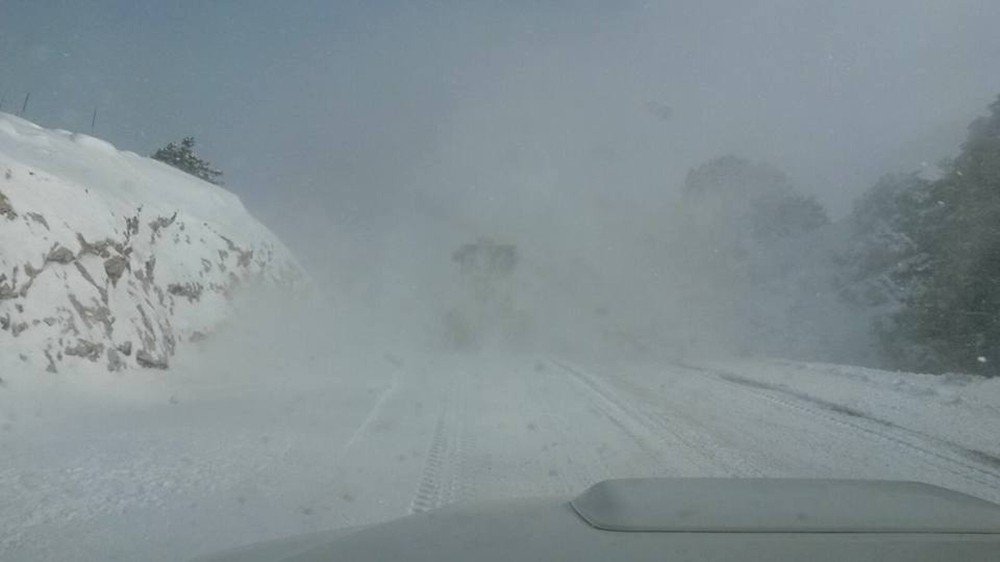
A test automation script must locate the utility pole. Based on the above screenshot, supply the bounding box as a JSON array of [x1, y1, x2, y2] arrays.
[[19, 93, 30, 117], [0, 91, 6, 111], [91, 107, 98, 132]]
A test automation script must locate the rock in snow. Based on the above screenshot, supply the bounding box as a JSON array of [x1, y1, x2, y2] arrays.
[[0, 112, 305, 373]]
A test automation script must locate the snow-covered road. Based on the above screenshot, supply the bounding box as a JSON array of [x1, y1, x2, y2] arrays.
[[3, 349, 1000, 561]]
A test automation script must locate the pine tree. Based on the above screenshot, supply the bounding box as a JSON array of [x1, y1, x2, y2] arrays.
[[907, 95, 1000, 374], [865, 95, 1000, 374], [668, 156, 832, 358], [151, 137, 223, 186], [842, 173, 936, 368], [682, 155, 828, 245]]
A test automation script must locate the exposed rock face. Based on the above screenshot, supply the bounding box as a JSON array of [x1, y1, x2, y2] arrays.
[[167, 282, 204, 303], [135, 349, 169, 370], [46, 244, 76, 264], [64, 339, 104, 362], [0, 112, 306, 373], [0, 189, 15, 219], [104, 256, 127, 286]]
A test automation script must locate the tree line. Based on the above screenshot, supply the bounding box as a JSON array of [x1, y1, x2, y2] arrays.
[[846, 95, 1000, 375], [679, 94, 1000, 376]]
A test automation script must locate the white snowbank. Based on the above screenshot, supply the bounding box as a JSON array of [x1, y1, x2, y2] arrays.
[[698, 357, 1000, 459], [0, 112, 305, 376]]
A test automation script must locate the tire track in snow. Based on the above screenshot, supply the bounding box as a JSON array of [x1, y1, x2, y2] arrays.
[[409, 372, 469, 514], [550, 359, 762, 476], [678, 362, 1000, 496], [442, 371, 471, 507], [409, 408, 452, 513]]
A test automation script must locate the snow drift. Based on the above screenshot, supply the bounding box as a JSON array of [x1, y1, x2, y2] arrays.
[[0, 112, 304, 374]]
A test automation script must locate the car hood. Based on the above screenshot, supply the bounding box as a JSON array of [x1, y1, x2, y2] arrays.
[[197, 478, 1000, 562]]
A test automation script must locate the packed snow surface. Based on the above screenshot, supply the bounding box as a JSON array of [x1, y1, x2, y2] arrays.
[[2, 310, 999, 561], [0, 112, 302, 374]]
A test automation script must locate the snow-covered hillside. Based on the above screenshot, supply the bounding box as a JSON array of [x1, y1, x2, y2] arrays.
[[0, 112, 304, 373]]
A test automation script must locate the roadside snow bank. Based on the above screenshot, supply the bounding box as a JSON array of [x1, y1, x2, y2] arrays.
[[697, 358, 1000, 459], [0, 112, 305, 375]]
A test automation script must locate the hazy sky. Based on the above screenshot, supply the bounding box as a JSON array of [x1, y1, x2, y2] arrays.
[[3, 1, 1000, 259]]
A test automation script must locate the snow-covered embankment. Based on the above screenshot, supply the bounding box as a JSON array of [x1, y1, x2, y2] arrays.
[[0, 112, 304, 375]]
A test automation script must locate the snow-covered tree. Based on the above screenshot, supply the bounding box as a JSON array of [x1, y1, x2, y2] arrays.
[[664, 156, 835, 359], [682, 155, 828, 246], [901, 95, 1000, 375], [151, 137, 223, 186], [839, 173, 936, 369]]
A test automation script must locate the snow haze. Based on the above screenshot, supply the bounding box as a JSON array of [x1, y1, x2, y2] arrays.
[[3, 2, 1000, 561]]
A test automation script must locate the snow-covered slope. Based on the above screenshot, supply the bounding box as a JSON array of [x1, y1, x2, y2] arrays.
[[0, 112, 304, 373]]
